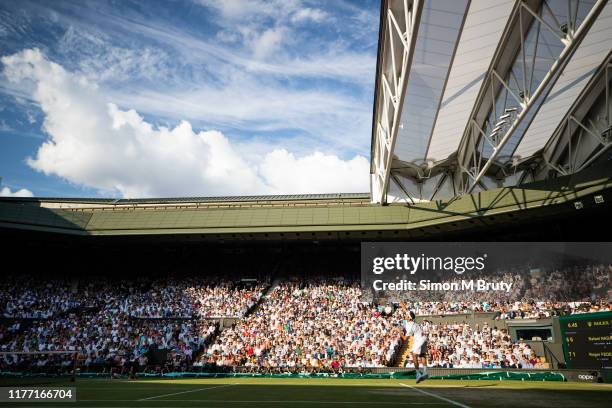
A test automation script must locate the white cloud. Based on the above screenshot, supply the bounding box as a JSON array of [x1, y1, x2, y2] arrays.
[[260, 150, 368, 194], [35, 1, 374, 84], [216, 29, 242, 44], [194, 0, 364, 74], [291, 8, 328, 24], [199, 0, 328, 25], [25, 110, 36, 124], [58, 25, 172, 83], [0, 186, 34, 197], [198, 0, 301, 21], [250, 27, 286, 60], [0, 119, 12, 132], [14, 3, 375, 146], [98, 51, 373, 155], [2, 49, 369, 197]]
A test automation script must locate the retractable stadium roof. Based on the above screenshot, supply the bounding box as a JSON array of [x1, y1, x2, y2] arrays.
[[371, 0, 612, 204]]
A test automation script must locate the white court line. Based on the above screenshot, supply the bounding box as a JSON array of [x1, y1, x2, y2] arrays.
[[399, 383, 472, 408], [138, 383, 237, 400]]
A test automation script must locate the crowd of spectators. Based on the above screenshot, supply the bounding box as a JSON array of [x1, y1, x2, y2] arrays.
[[0, 263, 609, 373], [0, 322, 20, 344], [402, 321, 547, 369], [121, 279, 196, 318], [384, 264, 611, 319], [188, 282, 266, 318], [0, 276, 235, 373], [199, 281, 402, 371], [522, 264, 611, 303], [1, 279, 82, 318], [0, 306, 218, 373], [395, 299, 610, 319], [2, 277, 266, 319]]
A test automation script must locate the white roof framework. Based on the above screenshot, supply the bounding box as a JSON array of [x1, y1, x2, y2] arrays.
[[393, 0, 470, 163], [371, 0, 611, 204], [426, 1, 516, 162], [516, 3, 612, 157]]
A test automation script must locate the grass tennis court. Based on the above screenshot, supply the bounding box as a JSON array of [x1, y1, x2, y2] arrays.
[[1, 377, 611, 408]]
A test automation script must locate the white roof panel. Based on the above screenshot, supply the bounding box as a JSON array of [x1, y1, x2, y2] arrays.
[[425, 0, 515, 162], [394, 0, 469, 163], [514, 4, 612, 158]]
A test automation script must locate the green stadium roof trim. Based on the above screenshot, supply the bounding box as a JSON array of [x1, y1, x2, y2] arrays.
[[1, 162, 610, 238], [0, 192, 370, 205]]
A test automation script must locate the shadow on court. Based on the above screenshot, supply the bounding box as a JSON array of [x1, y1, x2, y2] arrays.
[[0, 378, 610, 408]]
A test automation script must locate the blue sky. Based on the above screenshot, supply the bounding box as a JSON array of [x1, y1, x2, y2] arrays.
[[0, 0, 379, 198]]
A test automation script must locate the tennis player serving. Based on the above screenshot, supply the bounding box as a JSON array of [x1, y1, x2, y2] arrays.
[[401, 302, 429, 383]]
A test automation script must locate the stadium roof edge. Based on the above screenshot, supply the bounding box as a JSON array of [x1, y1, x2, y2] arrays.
[[0, 192, 371, 206], [1, 161, 611, 238], [369, 0, 387, 176]]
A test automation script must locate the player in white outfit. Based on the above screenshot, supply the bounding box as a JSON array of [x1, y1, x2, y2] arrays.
[[401, 303, 429, 383]]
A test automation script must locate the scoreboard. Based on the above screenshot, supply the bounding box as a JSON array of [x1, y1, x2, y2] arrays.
[[560, 312, 611, 369]]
